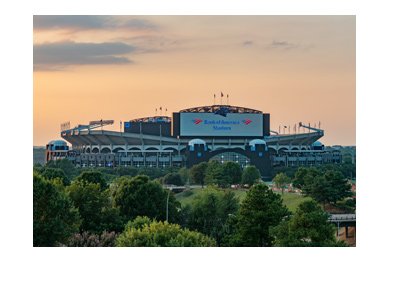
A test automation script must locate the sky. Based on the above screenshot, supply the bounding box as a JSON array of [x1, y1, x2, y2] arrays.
[[33, 15, 355, 146]]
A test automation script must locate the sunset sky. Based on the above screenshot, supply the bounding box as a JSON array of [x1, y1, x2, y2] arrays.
[[33, 15, 355, 146]]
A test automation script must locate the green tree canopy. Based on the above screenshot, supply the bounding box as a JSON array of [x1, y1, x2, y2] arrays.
[[222, 161, 242, 185], [273, 172, 291, 195], [64, 231, 117, 247], [241, 165, 261, 186], [163, 172, 184, 186], [41, 167, 70, 186], [33, 173, 81, 246], [115, 166, 139, 177], [76, 170, 108, 191], [204, 160, 227, 187], [116, 216, 216, 247], [46, 158, 77, 180], [187, 187, 239, 245], [292, 167, 320, 189], [111, 175, 181, 223], [294, 168, 352, 208], [178, 167, 190, 185], [66, 180, 123, 233], [272, 200, 342, 247], [235, 184, 289, 246], [190, 162, 208, 188]]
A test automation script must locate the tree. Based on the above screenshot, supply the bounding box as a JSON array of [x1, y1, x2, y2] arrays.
[[297, 169, 353, 209], [272, 200, 343, 246], [235, 184, 289, 246], [33, 173, 81, 246], [66, 180, 123, 233], [241, 165, 261, 187], [273, 172, 291, 195], [222, 161, 242, 185], [41, 167, 70, 186], [190, 162, 208, 188], [111, 175, 181, 223], [163, 172, 184, 186], [178, 167, 190, 185], [292, 167, 320, 190], [46, 158, 77, 180], [115, 166, 139, 177], [204, 160, 227, 187], [116, 216, 216, 247], [64, 231, 117, 247], [76, 170, 107, 191], [187, 187, 239, 245]]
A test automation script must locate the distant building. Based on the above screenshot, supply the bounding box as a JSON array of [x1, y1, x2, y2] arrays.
[[33, 146, 46, 166], [47, 103, 341, 180]]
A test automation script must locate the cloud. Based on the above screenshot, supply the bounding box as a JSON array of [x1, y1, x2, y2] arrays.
[[33, 15, 157, 31], [268, 40, 299, 50], [242, 40, 253, 46], [33, 41, 136, 70]]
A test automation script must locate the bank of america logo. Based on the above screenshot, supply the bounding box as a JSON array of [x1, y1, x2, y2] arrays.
[[242, 119, 252, 125], [193, 118, 203, 125]]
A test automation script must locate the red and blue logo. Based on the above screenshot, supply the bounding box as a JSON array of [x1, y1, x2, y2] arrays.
[[193, 118, 203, 125], [242, 119, 252, 125]]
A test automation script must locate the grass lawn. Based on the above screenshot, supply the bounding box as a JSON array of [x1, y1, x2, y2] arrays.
[[174, 187, 311, 212]]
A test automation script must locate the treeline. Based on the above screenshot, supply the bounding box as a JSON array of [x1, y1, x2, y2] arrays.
[[34, 160, 352, 246], [34, 159, 262, 189], [271, 162, 356, 180]]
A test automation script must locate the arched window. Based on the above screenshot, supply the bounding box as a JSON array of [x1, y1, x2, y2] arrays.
[[209, 152, 250, 168]]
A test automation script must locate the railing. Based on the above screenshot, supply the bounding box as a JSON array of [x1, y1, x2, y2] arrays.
[[328, 214, 356, 223]]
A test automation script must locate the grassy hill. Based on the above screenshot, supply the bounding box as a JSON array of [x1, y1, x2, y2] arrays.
[[175, 187, 311, 212]]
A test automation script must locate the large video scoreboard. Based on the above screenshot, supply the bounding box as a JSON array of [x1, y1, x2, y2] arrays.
[[177, 112, 265, 137]]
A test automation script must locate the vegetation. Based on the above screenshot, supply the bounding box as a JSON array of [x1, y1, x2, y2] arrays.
[[66, 180, 123, 233], [229, 184, 289, 246], [241, 165, 261, 186], [64, 231, 117, 247], [273, 172, 291, 194], [223, 161, 242, 185], [190, 162, 208, 187], [163, 172, 184, 186], [46, 158, 78, 180], [76, 170, 108, 191], [40, 167, 70, 186], [293, 167, 353, 209], [33, 160, 353, 247], [116, 216, 216, 247], [187, 187, 239, 245], [204, 160, 227, 187], [33, 173, 81, 246], [111, 175, 181, 223], [272, 200, 344, 247]]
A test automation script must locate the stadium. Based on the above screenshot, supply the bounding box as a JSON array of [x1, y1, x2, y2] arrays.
[[46, 103, 342, 179]]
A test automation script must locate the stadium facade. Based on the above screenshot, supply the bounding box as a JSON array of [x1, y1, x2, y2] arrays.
[[46, 104, 341, 179]]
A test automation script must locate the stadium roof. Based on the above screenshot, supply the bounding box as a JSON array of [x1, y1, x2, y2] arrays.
[[61, 129, 323, 147], [179, 105, 262, 114]]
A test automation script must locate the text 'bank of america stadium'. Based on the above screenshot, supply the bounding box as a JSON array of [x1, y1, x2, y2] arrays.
[[46, 104, 342, 180]]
